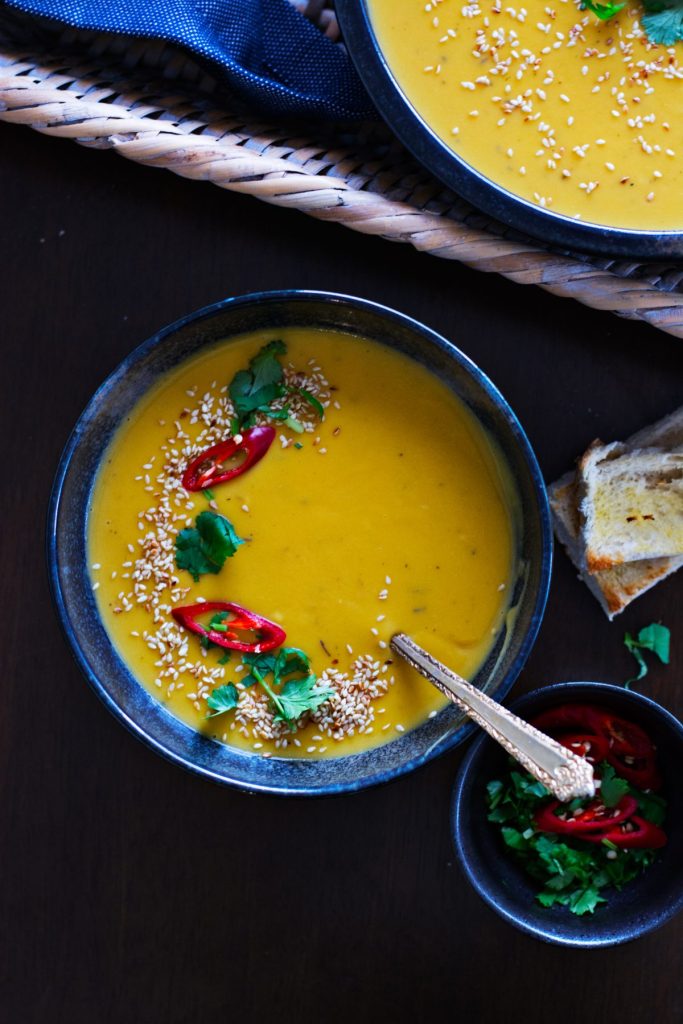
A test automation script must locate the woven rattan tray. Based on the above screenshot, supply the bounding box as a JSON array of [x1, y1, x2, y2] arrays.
[[2, 3, 683, 338]]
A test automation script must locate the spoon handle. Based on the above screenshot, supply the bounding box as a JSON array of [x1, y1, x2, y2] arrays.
[[390, 633, 595, 802]]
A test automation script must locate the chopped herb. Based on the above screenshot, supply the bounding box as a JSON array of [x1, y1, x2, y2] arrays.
[[229, 340, 286, 427], [234, 341, 286, 413], [240, 646, 333, 726], [273, 675, 335, 724], [296, 387, 325, 421], [631, 787, 667, 827], [175, 510, 244, 581], [486, 763, 664, 916], [624, 623, 670, 686], [202, 488, 215, 501], [580, 0, 625, 17], [599, 762, 630, 809], [294, 442, 303, 450], [206, 683, 239, 718], [642, 0, 683, 44], [217, 652, 231, 666], [227, 341, 324, 433]]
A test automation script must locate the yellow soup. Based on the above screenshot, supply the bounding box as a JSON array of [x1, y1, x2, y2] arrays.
[[368, 0, 683, 229], [88, 328, 515, 758]]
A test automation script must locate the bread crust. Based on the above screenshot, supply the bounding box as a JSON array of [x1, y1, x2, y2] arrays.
[[548, 405, 683, 618]]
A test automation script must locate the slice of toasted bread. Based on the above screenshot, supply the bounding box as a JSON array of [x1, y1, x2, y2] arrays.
[[548, 471, 683, 619], [548, 405, 683, 618], [578, 444, 683, 570]]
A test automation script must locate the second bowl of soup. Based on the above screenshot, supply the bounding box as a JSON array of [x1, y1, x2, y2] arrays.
[[49, 291, 551, 794]]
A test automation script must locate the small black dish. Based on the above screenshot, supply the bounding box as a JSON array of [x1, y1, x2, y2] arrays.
[[452, 681, 683, 946], [335, 0, 683, 259]]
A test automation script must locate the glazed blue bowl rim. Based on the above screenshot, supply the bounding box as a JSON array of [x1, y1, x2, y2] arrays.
[[335, 0, 683, 260], [451, 680, 683, 946], [47, 289, 552, 795]]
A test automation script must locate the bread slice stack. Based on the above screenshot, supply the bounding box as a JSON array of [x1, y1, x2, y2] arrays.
[[548, 406, 683, 619]]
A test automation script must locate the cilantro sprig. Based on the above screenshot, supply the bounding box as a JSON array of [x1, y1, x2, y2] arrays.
[[486, 763, 665, 916], [204, 645, 335, 726], [242, 647, 334, 726], [228, 340, 325, 433], [175, 510, 244, 582], [624, 623, 670, 687]]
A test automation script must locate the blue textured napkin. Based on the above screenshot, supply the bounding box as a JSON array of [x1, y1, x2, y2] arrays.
[[5, 0, 374, 119]]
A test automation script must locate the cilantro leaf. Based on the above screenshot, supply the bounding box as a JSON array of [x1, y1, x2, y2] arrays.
[[227, 340, 325, 433], [598, 762, 630, 809], [241, 646, 332, 726], [175, 510, 244, 581], [581, 0, 625, 17], [631, 787, 667, 827], [624, 623, 670, 686], [175, 528, 219, 582], [273, 675, 335, 724], [569, 888, 606, 915], [638, 623, 670, 663], [228, 340, 286, 425], [642, 0, 683, 44], [206, 683, 239, 718], [196, 510, 244, 566], [250, 339, 287, 391]]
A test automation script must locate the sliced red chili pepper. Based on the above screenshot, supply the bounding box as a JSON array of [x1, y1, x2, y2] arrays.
[[171, 601, 285, 653], [578, 815, 667, 850], [531, 704, 662, 792], [531, 703, 615, 738], [182, 426, 275, 491], [604, 754, 661, 793], [557, 733, 610, 765], [534, 794, 638, 836], [600, 713, 655, 759]]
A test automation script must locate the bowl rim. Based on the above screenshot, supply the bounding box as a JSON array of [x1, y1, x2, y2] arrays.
[[451, 680, 683, 946], [335, 0, 683, 260], [47, 289, 553, 795]]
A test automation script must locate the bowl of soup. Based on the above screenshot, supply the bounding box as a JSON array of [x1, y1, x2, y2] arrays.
[[48, 291, 552, 794], [336, 0, 683, 258]]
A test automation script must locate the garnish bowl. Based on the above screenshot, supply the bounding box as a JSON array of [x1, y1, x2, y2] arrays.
[[335, 0, 683, 259], [48, 290, 551, 796], [452, 681, 683, 946]]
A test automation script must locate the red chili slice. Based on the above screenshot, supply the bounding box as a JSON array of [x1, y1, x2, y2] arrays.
[[181, 426, 275, 491], [605, 755, 661, 793], [531, 703, 614, 738], [578, 815, 667, 850], [171, 601, 285, 653], [534, 794, 638, 836], [557, 733, 610, 764], [531, 704, 662, 792]]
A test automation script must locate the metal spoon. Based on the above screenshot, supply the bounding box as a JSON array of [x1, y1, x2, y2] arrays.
[[390, 633, 595, 802]]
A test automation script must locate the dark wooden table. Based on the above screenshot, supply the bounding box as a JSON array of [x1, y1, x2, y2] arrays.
[[2, 122, 681, 1024]]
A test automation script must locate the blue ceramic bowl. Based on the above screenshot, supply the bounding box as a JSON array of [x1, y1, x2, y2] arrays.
[[335, 0, 683, 259], [48, 290, 551, 795], [452, 681, 683, 946]]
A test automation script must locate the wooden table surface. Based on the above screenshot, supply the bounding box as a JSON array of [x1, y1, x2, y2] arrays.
[[2, 122, 682, 1024]]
